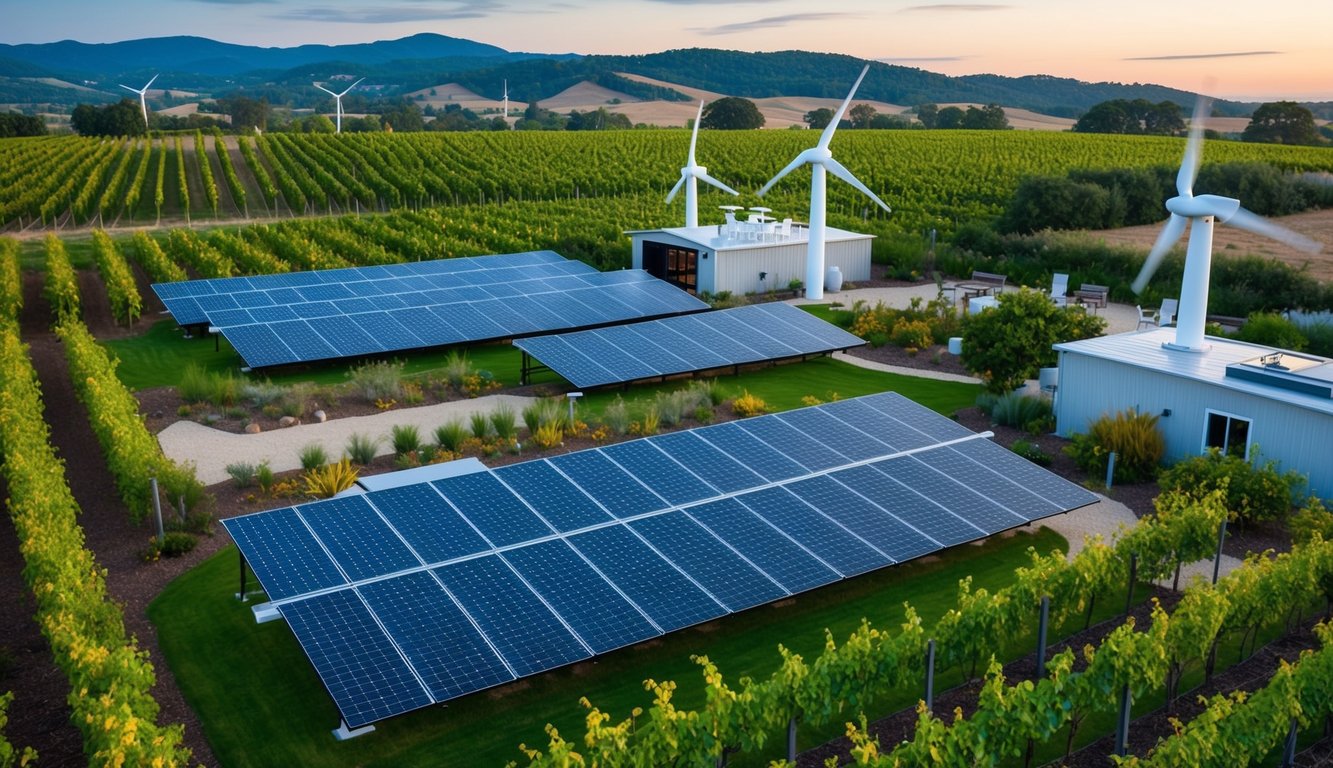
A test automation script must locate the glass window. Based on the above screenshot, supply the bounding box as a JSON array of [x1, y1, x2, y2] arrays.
[[1204, 411, 1250, 459]]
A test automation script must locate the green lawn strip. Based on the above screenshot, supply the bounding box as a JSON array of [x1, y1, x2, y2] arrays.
[[151, 528, 1084, 768]]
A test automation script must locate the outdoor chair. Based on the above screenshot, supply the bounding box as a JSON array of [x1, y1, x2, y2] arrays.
[[1158, 298, 1178, 326], [1049, 273, 1069, 307], [1136, 305, 1155, 330]]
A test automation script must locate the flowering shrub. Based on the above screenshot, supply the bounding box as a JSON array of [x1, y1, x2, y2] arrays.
[[731, 390, 768, 418]]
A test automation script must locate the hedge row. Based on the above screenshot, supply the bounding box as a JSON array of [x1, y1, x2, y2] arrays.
[[0, 322, 191, 766], [42, 233, 79, 324]]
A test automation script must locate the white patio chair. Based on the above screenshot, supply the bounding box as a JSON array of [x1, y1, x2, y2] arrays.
[[1049, 272, 1069, 307]]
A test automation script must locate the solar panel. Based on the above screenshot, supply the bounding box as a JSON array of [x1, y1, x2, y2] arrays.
[[153, 252, 707, 368], [222, 391, 1098, 731], [513, 302, 865, 388]]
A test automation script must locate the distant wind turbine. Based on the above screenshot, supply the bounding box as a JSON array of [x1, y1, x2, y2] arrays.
[[118, 74, 158, 129], [313, 77, 364, 134], [757, 64, 890, 300], [666, 100, 739, 227], [503, 79, 509, 124], [1132, 94, 1321, 351]]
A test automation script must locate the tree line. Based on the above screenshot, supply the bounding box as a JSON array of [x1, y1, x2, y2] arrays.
[[1074, 98, 1327, 146]]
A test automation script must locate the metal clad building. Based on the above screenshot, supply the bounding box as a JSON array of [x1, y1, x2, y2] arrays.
[[627, 223, 873, 296], [1054, 328, 1333, 498]]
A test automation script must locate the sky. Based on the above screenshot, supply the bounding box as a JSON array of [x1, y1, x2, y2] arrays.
[[5, 0, 1332, 101]]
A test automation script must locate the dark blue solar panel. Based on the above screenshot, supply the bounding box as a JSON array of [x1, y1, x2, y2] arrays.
[[923, 444, 1065, 518], [875, 455, 1027, 534], [733, 486, 887, 577], [160, 296, 205, 325], [951, 439, 1100, 511], [432, 556, 589, 676], [569, 525, 725, 632], [337, 297, 380, 315], [296, 496, 420, 581], [366, 294, 407, 311], [195, 293, 241, 313], [783, 475, 937, 563], [656, 315, 760, 362], [263, 287, 304, 305], [351, 312, 423, 350], [290, 300, 340, 319], [343, 280, 388, 298], [735, 415, 848, 472], [279, 590, 431, 728], [357, 572, 514, 702], [832, 463, 982, 547], [693, 422, 807, 482], [514, 336, 618, 389], [217, 325, 292, 368], [820, 398, 936, 452], [431, 472, 553, 547], [548, 451, 668, 518], [223, 508, 346, 600], [642, 323, 732, 369], [206, 308, 253, 327], [306, 314, 384, 356], [534, 292, 604, 329], [246, 305, 300, 323], [471, 298, 543, 336], [630, 512, 786, 612], [492, 461, 614, 532], [865, 392, 975, 442], [604, 326, 692, 375], [777, 408, 891, 462], [432, 303, 507, 340], [688, 499, 839, 595], [366, 483, 490, 563], [552, 331, 657, 381], [265, 320, 338, 362], [503, 295, 569, 330], [231, 290, 275, 309], [705, 312, 799, 358], [599, 440, 718, 506], [759, 303, 865, 348], [388, 308, 465, 346], [503, 541, 660, 654], [646, 432, 767, 493]]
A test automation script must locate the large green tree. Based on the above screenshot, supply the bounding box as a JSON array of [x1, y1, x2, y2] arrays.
[[963, 103, 1009, 130], [70, 99, 145, 137], [961, 288, 1106, 392], [1073, 99, 1184, 135], [803, 107, 834, 129], [701, 97, 764, 130], [1242, 101, 1320, 145]]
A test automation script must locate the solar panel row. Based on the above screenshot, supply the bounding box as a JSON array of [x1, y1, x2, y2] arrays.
[[223, 392, 1099, 729], [513, 302, 866, 388]]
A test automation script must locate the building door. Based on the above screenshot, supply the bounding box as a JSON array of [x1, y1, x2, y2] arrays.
[[643, 241, 697, 292]]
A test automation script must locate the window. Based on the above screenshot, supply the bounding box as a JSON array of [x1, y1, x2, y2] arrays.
[[642, 241, 697, 292], [1203, 410, 1251, 459]]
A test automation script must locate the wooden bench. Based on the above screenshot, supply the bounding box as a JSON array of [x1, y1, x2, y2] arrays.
[[1074, 283, 1109, 311], [957, 270, 1007, 301]]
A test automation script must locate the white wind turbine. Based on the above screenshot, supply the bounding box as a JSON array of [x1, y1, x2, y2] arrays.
[[757, 64, 890, 299], [118, 73, 158, 129], [313, 77, 364, 134], [666, 100, 740, 227], [1131, 95, 1321, 352], [502, 79, 509, 124]]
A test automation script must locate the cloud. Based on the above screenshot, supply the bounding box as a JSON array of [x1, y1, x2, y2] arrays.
[[272, 2, 502, 24], [1125, 51, 1281, 61], [900, 4, 1011, 11], [644, 0, 770, 3], [189, 0, 277, 4], [878, 55, 969, 62], [692, 12, 857, 36]]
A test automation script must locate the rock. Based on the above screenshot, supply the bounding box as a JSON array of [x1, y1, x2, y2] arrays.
[[278, 416, 301, 428], [313, 410, 327, 423], [244, 422, 262, 434], [151, 410, 163, 419]]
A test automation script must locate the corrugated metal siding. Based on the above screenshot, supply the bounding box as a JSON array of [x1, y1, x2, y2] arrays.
[[713, 240, 870, 296], [1057, 352, 1333, 497]]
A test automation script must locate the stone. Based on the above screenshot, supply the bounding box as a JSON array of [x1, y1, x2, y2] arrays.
[[278, 416, 301, 428], [313, 409, 327, 423], [244, 422, 262, 434]]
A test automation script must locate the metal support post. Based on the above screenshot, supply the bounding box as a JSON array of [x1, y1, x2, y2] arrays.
[[150, 476, 164, 544], [1036, 596, 1050, 680], [925, 639, 936, 711]]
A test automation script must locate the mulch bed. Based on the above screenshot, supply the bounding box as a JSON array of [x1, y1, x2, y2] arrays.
[[0, 267, 1317, 767]]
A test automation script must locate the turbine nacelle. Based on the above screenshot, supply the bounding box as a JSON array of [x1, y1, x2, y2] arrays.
[[1165, 194, 1240, 222]]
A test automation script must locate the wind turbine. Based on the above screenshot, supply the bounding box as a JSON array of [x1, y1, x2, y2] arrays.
[[502, 79, 509, 124], [757, 64, 890, 299], [313, 77, 364, 134], [1131, 95, 1321, 352], [666, 100, 739, 227], [118, 74, 158, 129]]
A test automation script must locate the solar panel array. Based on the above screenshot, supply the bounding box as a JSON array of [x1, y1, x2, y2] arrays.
[[512, 302, 866, 388], [150, 251, 709, 369], [223, 392, 1098, 730]]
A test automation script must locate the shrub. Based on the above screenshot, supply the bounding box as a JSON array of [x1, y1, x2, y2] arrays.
[[1290, 497, 1333, 545], [1066, 407, 1164, 484], [988, 392, 1054, 434], [345, 432, 380, 465], [256, 462, 275, 492], [693, 404, 714, 424], [636, 405, 660, 436], [177, 363, 216, 404], [531, 422, 563, 450], [655, 390, 689, 427], [143, 531, 197, 561], [962, 288, 1107, 393], [348, 360, 403, 401], [298, 442, 328, 471], [1010, 438, 1052, 466], [441, 351, 474, 389], [732, 390, 768, 418], [1158, 448, 1303, 525], [890, 318, 933, 350], [490, 403, 518, 441], [391, 424, 422, 455], [1231, 312, 1308, 351], [434, 419, 467, 452], [242, 379, 285, 407], [226, 462, 256, 488], [304, 458, 358, 499], [692, 379, 725, 406], [602, 396, 631, 435], [469, 411, 491, 439]]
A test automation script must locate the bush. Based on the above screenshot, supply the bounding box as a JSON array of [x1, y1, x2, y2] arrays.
[[390, 424, 422, 455], [987, 392, 1054, 434], [1066, 407, 1164, 484], [348, 360, 403, 401], [434, 419, 467, 452], [490, 403, 517, 441], [1290, 497, 1333, 545], [225, 462, 256, 488], [255, 462, 275, 492], [1158, 448, 1303, 525], [962, 288, 1107, 393], [469, 411, 491, 439], [602, 396, 631, 435], [299, 442, 328, 471], [531, 422, 563, 450], [732, 390, 767, 418], [1010, 439, 1052, 466], [345, 432, 380, 465], [441, 351, 474, 389], [143, 531, 197, 561], [1231, 312, 1308, 351], [890, 318, 933, 350], [304, 458, 358, 499], [177, 363, 215, 404]]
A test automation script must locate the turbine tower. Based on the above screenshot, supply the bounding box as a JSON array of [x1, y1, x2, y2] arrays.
[[1132, 95, 1321, 352], [757, 64, 890, 300], [118, 74, 158, 129], [666, 100, 739, 227], [313, 77, 364, 134], [503, 79, 509, 124]]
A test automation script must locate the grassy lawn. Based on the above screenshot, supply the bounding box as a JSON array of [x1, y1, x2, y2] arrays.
[[152, 527, 1099, 768]]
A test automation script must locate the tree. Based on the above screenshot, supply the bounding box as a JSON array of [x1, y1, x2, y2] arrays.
[[380, 101, 425, 132], [916, 103, 939, 129], [0, 112, 46, 137], [701, 97, 764, 130], [1073, 101, 1135, 134], [848, 103, 877, 129], [1242, 101, 1320, 145], [69, 99, 145, 137], [804, 107, 834, 129], [1074, 99, 1184, 135], [220, 96, 269, 131], [936, 106, 965, 129], [961, 289, 1106, 392], [963, 103, 1009, 130]]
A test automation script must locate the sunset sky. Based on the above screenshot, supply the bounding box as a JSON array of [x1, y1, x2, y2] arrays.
[[6, 0, 1331, 101]]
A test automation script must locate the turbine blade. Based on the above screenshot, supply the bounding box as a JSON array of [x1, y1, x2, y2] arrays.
[[314, 83, 337, 97], [698, 171, 739, 197], [144, 73, 158, 90], [666, 176, 686, 204], [1131, 213, 1188, 294], [1178, 94, 1210, 196], [758, 155, 808, 197], [118, 84, 138, 93], [338, 77, 365, 98], [824, 157, 891, 213], [819, 63, 870, 149], [688, 100, 703, 164], [1225, 207, 1323, 253]]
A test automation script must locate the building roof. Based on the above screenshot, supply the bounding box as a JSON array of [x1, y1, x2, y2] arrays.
[[626, 224, 873, 252], [1055, 328, 1333, 416]]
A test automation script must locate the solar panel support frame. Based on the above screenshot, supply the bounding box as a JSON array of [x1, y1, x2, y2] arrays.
[[333, 720, 376, 741]]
